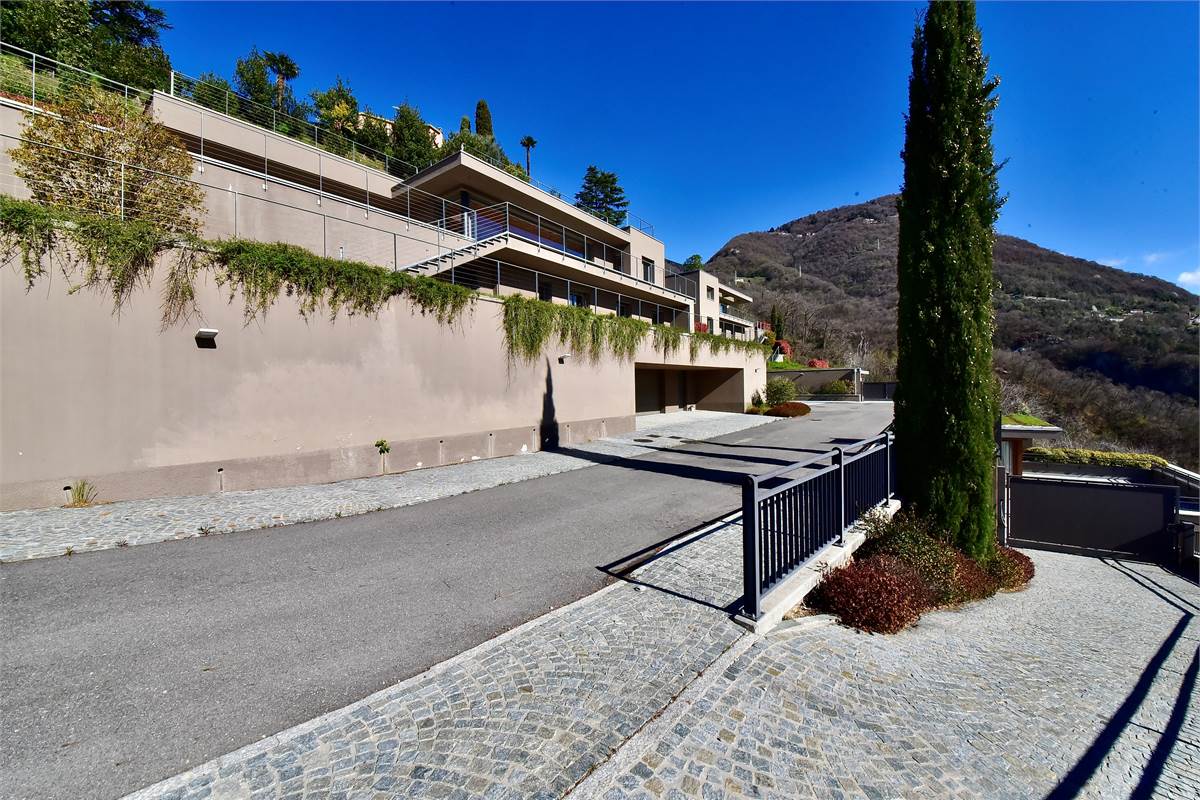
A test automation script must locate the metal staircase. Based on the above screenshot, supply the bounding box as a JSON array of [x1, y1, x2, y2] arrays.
[[402, 233, 509, 276]]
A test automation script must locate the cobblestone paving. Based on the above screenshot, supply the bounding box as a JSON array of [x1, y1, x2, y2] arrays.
[[572, 551, 1200, 800], [124, 521, 750, 800], [0, 411, 776, 563]]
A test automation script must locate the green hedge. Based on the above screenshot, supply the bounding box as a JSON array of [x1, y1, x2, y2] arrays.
[[1025, 447, 1169, 470]]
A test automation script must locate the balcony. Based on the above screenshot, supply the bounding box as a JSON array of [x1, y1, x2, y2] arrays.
[[472, 203, 695, 301], [720, 304, 755, 329]]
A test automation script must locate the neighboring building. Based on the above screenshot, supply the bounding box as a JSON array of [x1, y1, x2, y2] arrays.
[[667, 266, 757, 340], [0, 66, 765, 510], [356, 111, 443, 148]]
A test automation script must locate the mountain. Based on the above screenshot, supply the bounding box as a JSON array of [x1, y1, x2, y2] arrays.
[[702, 195, 1199, 467]]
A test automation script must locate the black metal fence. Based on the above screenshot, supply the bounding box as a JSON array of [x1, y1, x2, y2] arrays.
[[741, 433, 895, 619]]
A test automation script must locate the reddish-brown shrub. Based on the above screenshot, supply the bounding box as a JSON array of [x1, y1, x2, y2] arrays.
[[857, 513, 958, 604], [808, 555, 931, 634], [987, 546, 1035, 590], [807, 358, 829, 368], [949, 552, 1000, 603], [765, 401, 812, 418]]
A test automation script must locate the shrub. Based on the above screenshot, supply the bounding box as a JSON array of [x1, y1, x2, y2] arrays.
[[750, 389, 764, 407], [776, 339, 792, 357], [987, 546, 1035, 590], [1024, 447, 1169, 470], [765, 402, 811, 418], [694, 321, 708, 333], [858, 512, 958, 604], [807, 358, 829, 368], [765, 377, 797, 406], [818, 379, 853, 395], [808, 555, 931, 634], [948, 552, 1000, 604]]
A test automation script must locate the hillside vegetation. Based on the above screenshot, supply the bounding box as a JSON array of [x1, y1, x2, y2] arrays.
[[704, 195, 1199, 467]]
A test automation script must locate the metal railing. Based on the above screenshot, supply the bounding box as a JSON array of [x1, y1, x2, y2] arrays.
[[741, 432, 895, 619], [473, 202, 691, 301], [0, 132, 477, 270], [166, 68, 419, 179], [0, 41, 152, 112], [451, 145, 655, 236], [431, 257, 690, 329], [720, 304, 756, 328]]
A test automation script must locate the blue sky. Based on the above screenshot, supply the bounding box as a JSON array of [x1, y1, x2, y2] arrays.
[[158, 1, 1199, 292]]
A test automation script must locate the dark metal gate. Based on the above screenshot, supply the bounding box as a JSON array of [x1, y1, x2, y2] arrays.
[[1008, 476, 1179, 562]]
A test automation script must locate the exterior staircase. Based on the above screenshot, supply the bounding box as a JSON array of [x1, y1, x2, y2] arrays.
[[402, 233, 509, 276]]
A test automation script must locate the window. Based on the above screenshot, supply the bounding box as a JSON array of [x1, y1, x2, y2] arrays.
[[706, 317, 714, 332], [569, 290, 589, 308], [642, 257, 655, 283], [706, 286, 715, 301], [538, 280, 554, 303]]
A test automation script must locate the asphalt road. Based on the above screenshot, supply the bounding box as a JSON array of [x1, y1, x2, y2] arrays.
[[1, 403, 892, 800]]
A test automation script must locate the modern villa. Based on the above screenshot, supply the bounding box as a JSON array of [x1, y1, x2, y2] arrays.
[[0, 48, 766, 510], [671, 266, 757, 340]]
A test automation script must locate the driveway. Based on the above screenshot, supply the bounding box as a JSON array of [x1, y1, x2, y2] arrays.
[[0, 403, 892, 799]]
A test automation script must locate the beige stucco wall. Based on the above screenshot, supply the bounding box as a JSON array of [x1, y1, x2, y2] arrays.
[[0, 101, 764, 510], [0, 260, 764, 509]]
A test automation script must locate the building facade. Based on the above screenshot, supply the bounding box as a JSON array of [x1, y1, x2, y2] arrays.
[[0, 65, 765, 510]]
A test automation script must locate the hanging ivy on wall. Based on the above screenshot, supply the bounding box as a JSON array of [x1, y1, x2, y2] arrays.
[[501, 294, 767, 364], [0, 196, 475, 327]]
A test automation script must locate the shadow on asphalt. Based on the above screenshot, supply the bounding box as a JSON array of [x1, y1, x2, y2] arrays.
[[1041, 559, 1195, 800], [596, 513, 745, 614], [554, 446, 749, 485]]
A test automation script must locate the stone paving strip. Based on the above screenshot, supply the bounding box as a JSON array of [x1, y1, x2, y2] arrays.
[[124, 517, 751, 800], [0, 411, 777, 563], [570, 551, 1200, 800]]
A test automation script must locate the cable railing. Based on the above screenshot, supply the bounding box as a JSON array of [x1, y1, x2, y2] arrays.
[[0, 41, 152, 113], [720, 304, 756, 328], [448, 144, 655, 237], [0, 42, 658, 252], [166, 69, 420, 180], [0, 132, 478, 270], [741, 433, 895, 619], [473, 201, 689, 301], [433, 257, 689, 329]]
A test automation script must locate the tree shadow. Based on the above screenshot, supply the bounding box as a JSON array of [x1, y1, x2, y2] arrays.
[[540, 358, 558, 451], [1041, 559, 1195, 799]]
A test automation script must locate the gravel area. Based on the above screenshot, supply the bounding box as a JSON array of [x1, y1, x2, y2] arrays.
[[0, 411, 777, 563]]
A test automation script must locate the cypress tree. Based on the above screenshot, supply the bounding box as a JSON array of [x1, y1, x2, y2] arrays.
[[475, 99, 494, 138], [895, 0, 1003, 560]]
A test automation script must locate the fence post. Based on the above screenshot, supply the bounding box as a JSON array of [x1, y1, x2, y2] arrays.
[[169, 70, 174, 96], [119, 163, 125, 219], [885, 432, 893, 498], [834, 446, 846, 545], [31, 53, 36, 107], [742, 475, 761, 620], [495, 261, 501, 297]]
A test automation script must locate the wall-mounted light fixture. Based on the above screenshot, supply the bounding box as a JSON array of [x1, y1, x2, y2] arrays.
[[195, 328, 218, 349], [558, 354, 572, 364]]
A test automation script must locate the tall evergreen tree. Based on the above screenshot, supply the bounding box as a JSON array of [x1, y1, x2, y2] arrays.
[[390, 102, 435, 173], [769, 305, 787, 341], [474, 99, 494, 138], [895, 1, 1003, 560], [574, 166, 628, 227]]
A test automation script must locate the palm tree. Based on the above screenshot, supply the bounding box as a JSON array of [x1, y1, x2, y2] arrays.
[[262, 51, 299, 111], [520, 135, 537, 176]]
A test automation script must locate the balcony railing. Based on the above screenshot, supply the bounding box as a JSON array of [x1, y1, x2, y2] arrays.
[[720, 304, 755, 328], [474, 202, 692, 300], [449, 146, 655, 236]]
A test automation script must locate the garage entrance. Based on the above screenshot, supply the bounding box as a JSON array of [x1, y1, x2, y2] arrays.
[[634, 365, 745, 414]]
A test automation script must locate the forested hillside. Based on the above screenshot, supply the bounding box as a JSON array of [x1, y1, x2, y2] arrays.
[[702, 195, 1199, 467]]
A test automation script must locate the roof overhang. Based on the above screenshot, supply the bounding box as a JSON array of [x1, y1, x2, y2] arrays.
[[1000, 424, 1064, 441], [398, 151, 630, 245]]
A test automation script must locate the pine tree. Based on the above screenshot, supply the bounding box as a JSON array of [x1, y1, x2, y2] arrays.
[[390, 102, 435, 173], [475, 99, 493, 138], [574, 166, 629, 227], [895, 0, 1003, 560]]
